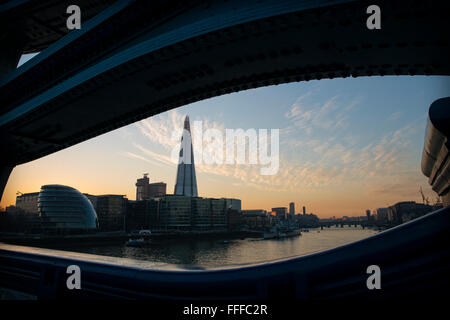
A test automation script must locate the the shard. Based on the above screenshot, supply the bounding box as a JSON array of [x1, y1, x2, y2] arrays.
[[174, 115, 198, 197]]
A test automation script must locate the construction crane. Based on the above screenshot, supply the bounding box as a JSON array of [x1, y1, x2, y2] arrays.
[[419, 186, 430, 205]]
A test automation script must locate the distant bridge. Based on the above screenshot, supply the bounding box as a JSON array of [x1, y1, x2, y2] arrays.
[[319, 220, 374, 229]]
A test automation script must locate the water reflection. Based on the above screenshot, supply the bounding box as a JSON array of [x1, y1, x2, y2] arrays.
[[53, 227, 377, 269]]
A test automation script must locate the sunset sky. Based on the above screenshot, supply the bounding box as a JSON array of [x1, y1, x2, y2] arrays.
[[2, 55, 449, 218]]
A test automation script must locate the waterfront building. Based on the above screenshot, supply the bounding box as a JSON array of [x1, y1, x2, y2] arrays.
[[1, 205, 41, 233], [191, 196, 211, 229], [157, 195, 192, 229], [15, 192, 40, 215], [85, 193, 127, 231], [387, 201, 433, 224], [227, 208, 243, 231], [174, 116, 198, 197], [294, 213, 320, 228], [376, 208, 389, 222], [126, 200, 150, 231], [136, 174, 150, 201], [139, 195, 230, 231], [241, 210, 270, 230], [135, 173, 167, 200], [289, 202, 295, 218], [94, 195, 128, 232], [302, 206, 306, 215], [38, 185, 98, 234], [209, 198, 228, 228], [222, 198, 242, 212], [366, 209, 371, 221], [272, 207, 288, 220], [148, 182, 167, 198]]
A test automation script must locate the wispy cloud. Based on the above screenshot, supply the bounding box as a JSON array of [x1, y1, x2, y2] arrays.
[[388, 111, 402, 121], [284, 93, 362, 137], [122, 92, 426, 205], [133, 143, 175, 167]]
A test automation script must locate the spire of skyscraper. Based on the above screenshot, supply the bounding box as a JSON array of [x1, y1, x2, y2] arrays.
[[174, 115, 198, 197]]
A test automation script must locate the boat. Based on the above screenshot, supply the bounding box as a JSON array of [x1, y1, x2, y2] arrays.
[[278, 232, 287, 238], [263, 232, 277, 240], [285, 229, 301, 237], [126, 238, 151, 247]]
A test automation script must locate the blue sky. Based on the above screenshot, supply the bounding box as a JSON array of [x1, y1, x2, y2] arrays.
[[3, 53, 449, 217]]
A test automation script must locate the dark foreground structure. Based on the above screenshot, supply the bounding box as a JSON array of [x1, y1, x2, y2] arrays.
[[0, 206, 449, 300], [421, 97, 450, 207]]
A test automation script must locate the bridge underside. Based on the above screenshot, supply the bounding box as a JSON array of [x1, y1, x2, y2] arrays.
[[0, 0, 116, 54], [0, 0, 449, 173]]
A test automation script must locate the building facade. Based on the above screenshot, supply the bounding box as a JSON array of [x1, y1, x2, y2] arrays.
[[376, 208, 389, 222], [135, 173, 166, 200], [387, 201, 433, 224], [94, 195, 128, 232], [128, 195, 232, 231], [174, 116, 198, 197], [227, 208, 243, 231], [148, 182, 167, 198], [222, 198, 242, 212], [289, 202, 295, 218], [241, 210, 270, 230], [38, 185, 98, 234], [15, 192, 40, 214], [272, 207, 288, 220]]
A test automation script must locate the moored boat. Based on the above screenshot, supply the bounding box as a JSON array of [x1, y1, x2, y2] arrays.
[[126, 237, 151, 247]]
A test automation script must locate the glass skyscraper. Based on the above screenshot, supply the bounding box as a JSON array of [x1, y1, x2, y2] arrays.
[[174, 115, 198, 197]]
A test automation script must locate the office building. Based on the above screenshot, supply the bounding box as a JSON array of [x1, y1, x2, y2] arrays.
[[227, 208, 243, 231], [148, 182, 166, 198], [295, 212, 320, 227], [135, 173, 167, 200], [241, 210, 271, 230], [222, 198, 242, 212], [136, 174, 150, 201], [141, 195, 230, 231], [15, 192, 40, 215], [289, 202, 295, 217], [272, 207, 288, 220], [387, 201, 433, 224], [376, 208, 389, 222], [92, 194, 128, 231]]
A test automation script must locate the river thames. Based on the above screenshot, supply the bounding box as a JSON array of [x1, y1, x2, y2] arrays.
[[54, 227, 378, 269]]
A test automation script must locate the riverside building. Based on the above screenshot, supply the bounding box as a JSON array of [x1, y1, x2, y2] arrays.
[[38, 185, 98, 234]]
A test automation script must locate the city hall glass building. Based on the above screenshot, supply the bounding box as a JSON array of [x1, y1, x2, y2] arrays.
[[38, 185, 98, 233]]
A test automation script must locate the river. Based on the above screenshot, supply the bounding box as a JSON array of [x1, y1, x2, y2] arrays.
[[53, 226, 378, 269]]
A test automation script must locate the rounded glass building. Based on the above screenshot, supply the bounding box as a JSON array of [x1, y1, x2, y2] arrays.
[[38, 185, 98, 234]]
